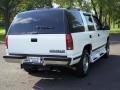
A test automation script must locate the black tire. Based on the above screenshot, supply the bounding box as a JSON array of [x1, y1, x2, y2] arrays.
[[75, 49, 90, 77], [103, 41, 110, 58]]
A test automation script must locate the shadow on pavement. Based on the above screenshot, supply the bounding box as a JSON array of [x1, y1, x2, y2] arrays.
[[31, 55, 120, 90]]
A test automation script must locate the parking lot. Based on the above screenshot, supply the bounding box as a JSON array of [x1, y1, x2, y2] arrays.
[[0, 34, 120, 90]]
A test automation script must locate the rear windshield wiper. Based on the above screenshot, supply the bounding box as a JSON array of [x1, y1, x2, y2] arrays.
[[36, 26, 54, 30], [26, 32, 39, 34]]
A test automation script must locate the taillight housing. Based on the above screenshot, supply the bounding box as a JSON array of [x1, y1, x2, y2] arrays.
[[5, 35, 8, 49], [66, 34, 74, 50]]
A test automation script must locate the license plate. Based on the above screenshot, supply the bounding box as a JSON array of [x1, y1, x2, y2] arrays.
[[28, 57, 43, 63]]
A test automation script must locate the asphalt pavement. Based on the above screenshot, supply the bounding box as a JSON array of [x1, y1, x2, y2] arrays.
[[0, 34, 120, 90]]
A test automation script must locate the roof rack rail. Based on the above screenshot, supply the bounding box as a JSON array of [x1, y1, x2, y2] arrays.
[[32, 7, 53, 10], [67, 8, 80, 11]]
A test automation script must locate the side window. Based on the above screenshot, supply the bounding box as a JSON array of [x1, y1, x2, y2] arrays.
[[67, 11, 85, 33], [93, 16, 102, 30], [84, 14, 95, 31]]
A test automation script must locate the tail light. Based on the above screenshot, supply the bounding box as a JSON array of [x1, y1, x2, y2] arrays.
[[5, 35, 8, 49], [66, 34, 74, 50]]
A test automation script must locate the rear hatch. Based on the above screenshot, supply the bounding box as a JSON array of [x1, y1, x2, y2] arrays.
[[7, 9, 67, 56]]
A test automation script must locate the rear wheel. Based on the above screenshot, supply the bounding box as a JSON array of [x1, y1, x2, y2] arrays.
[[75, 49, 90, 77]]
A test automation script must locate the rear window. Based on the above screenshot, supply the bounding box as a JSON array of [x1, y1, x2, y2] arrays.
[[8, 10, 66, 35]]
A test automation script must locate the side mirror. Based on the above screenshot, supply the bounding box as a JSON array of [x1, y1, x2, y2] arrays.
[[102, 25, 110, 30]]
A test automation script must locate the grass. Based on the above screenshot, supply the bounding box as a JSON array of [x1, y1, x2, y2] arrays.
[[110, 28, 120, 34], [0, 28, 120, 42], [0, 28, 5, 42]]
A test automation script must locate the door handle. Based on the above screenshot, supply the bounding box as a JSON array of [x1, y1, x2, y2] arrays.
[[89, 35, 92, 38], [31, 38, 37, 42]]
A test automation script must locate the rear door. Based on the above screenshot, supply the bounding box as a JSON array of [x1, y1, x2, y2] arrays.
[[92, 16, 107, 47], [83, 14, 98, 50], [7, 10, 67, 56]]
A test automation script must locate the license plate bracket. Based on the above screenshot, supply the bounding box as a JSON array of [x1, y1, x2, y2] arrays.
[[27, 57, 44, 64]]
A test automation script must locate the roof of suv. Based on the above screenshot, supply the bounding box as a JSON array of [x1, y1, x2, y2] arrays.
[[17, 8, 90, 15]]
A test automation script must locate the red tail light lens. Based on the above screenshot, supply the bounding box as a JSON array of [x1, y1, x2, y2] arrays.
[[66, 34, 73, 50], [5, 35, 8, 49]]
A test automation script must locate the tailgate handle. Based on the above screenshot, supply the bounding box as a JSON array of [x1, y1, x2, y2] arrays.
[[98, 34, 100, 37], [31, 38, 37, 42]]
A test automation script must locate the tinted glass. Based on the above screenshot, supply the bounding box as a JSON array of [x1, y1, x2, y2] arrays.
[[67, 11, 85, 33], [93, 16, 102, 30], [84, 14, 95, 31], [8, 10, 66, 35]]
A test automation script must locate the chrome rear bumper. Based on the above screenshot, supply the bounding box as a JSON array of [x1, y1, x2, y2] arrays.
[[3, 55, 71, 66], [3, 55, 25, 63]]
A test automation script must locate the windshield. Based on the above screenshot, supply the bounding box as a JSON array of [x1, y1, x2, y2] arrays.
[[8, 10, 66, 35]]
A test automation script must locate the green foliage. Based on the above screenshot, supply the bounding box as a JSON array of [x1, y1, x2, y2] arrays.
[[0, 0, 21, 11], [22, 0, 53, 10], [110, 28, 120, 34], [54, 0, 91, 11], [0, 0, 22, 32], [0, 28, 5, 34], [0, 28, 5, 42], [0, 0, 120, 34], [0, 35, 5, 42]]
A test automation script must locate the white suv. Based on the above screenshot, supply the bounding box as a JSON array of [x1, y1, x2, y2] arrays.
[[3, 8, 110, 77]]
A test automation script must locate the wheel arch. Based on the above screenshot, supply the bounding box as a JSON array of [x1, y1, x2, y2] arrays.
[[83, 44, 92, 55], [107, 37, 109, 41]]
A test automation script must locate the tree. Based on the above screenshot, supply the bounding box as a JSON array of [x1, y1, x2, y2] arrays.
[[90, 0, 118, 26], [0, 0, 54, 34], [54, 0, 75, 8], [26, 0, 53, 9], [0, 0, 120, 33], [0, 0, 21, 33]]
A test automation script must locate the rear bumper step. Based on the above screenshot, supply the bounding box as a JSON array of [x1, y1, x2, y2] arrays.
[[3, 55, 71, 65], [3, 55, 26, 63], [22, 57, 71, 66], [3, 55, 26, 59]]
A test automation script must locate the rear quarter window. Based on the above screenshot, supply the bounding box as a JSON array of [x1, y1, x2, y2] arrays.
[[66, 11, 85, 33]]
